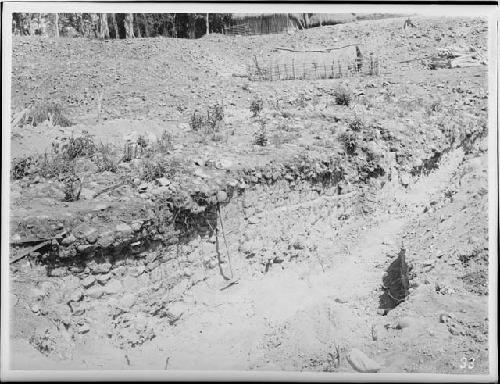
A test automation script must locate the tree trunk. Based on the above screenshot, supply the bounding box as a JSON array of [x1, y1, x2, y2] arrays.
[[206, 13, 209, 35], [53, 13, 59, 37], [111, 13, 119, 38], [98, 13, 110, 39], [124, 13, 134, 38], [188, 14, 196, 39], [142, 13, 150, 37], [303, 13, 309, 29], [39, 14, 48, 36], [77, 13, 84, 36]]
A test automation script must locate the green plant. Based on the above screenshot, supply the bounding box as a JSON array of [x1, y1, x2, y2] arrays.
[[26, 102, 73, 127], [250, 97, 264, 117], [334, 87, 353, 106]]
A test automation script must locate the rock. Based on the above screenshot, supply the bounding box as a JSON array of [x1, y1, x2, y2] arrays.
[[347, 348, 382, 373], [157, 177, 170, 187], [215, 158, 233, 169], [69, 288, 84, 302], [76, 244, 94, 253], [86, 286, 103, 299], [103, 279, 122, 295], [54, 304, 71, 324], [130, 159, 143, 170], [90, 262, 112, 274], [131, 266, 146, 277], [116, 222, 132, 235], [118, 162, 131, 172], [50, 267, 68, 277], [145, 252, 158, 264], [31, 304, 40, 314], [396, 317, 412, 329], [131, 221, 143, 232], [73, 224, 98, 243], [94, 203, 109, 212], [11, 233, 21, 242], [61, 234, 76, 246], [439, 313, 450, 323], [247, 216, 260, 224], [216, 190, 228, 203], [97, 231, 115, 248], [138, 183, 149, 191], [377, 309, 388, 316], [193, 158, 205, 166], [194, 169, 210, 179], [77, 322, 90, 334], [31, 287, 46, 300], [96, 273, 111, 283], [118, 293, 137, 311], [124, 131, 139, 143], [79, 188, 95, 200], [69, 301, 85, 316], [400, 173, 411, 186]]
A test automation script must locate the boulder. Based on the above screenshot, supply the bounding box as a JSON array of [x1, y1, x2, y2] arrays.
[[118, 293, 137, 311], [97, 231, 115, 248], [347, 348, 382, 373], [216, 190, 228, 203], [103, 279, 122, 295], [157, 177, 170, 187], [86, 286, 103, 299], [90, 262, 112, 274], [116, 222, 133, 236]]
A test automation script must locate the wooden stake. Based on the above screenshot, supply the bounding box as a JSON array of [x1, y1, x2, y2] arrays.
[[217, 203, 233, 278]]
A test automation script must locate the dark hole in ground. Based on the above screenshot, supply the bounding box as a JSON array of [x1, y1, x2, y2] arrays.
[[379, 247, 411, 313]]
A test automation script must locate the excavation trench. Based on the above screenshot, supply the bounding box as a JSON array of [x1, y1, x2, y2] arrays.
[[9, 129, 474, 353]]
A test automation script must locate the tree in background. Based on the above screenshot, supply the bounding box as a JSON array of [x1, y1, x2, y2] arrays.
[[11, 12, 234, 39]]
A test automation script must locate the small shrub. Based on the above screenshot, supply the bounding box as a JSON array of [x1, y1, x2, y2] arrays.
[[334, 87, 353, 106], [155, 130, 173, 153], [348, 115, 365, 132], [190, 103, 225, 134], [37, 152, 76, 179], [190, 111, 204, 132], [137, 135, 148, 149], [122, 142, 142, 163], [427, 101, 442, 114], [339, 131, 357, 155], [52, 132, 96, 160], [26, 102, 73, 127], [250, 97, 264, 117], [141, 157, 183, 182], [254, 120, 268, 146], [206, 102, 224, 132], [62, 172, 83, 202], [11, 156, 35, 180], [94, 143, 118, 173]]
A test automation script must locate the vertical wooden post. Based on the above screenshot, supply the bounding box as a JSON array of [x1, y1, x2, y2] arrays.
[[206, 13, 209, 35]]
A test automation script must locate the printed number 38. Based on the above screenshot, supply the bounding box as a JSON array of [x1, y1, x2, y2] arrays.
[[459, 356, 475, 369]]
